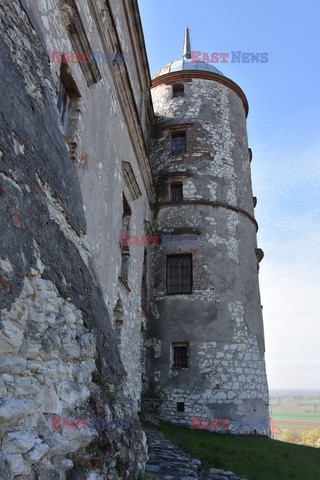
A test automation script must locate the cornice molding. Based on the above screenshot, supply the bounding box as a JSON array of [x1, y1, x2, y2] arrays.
[[122, 161, 142, 201], [61, 2, 102, 85], [85, 0, 155, 201], [153, 200, 258, 231]]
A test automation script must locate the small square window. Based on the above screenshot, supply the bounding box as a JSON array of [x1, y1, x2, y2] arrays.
[[177, 402, 185, 412], [173, 342, 189, 368], [170, 183, 183, 203], [171, 132, 186, 154], [173, 85, 184, 98]]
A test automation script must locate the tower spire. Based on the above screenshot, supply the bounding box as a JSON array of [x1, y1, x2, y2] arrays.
[[183, 27, 191, 60]]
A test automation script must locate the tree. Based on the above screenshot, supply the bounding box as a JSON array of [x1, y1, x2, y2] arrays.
[[301, 429, 320, 447], [281, 429, 301, 444]]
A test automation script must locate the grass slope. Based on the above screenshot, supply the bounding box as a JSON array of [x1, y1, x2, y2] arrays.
[[160, 421, 320, 480]]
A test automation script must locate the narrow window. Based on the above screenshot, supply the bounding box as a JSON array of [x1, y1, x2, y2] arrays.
[[173, 84, 184, 98], [120, 252, 130, 283], [120, 195, 131, 284], [171, 132, 186, 154], [167, 254, 192, 294], [141, 250, 147, 313], [56, 63, 80, 132], [57, 79, 70, 129], [113, 299, 124, 346], [177, 402, 185, 412], [173, 342, 189, 368], [170, 182, 183, 203]]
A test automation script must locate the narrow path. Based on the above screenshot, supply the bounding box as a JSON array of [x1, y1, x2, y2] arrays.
[[144, 426, 248, 480]]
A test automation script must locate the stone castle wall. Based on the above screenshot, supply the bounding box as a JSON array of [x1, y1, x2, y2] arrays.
[[0, 0, 152, 478], [145, 76, 270, 434], [0, 1, 270, 478]]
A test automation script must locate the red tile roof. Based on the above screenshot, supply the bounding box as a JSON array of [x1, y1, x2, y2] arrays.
[[270, 419, 282, 434]]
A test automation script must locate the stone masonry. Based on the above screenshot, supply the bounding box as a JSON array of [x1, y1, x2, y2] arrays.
[[144, 50, 269, 434], [0, 0, 151, 478], [0, 2, 269, 479]]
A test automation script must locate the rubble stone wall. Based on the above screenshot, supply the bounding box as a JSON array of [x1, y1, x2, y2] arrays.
[[0, 0, 151, 478]]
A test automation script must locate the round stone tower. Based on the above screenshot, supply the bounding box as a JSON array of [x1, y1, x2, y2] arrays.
[[144, 29, 270, 435]]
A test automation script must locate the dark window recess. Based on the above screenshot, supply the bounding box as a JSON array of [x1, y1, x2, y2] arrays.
[[120, 194, 131, 283], [167, 255, 192, 294], [121, 195, 131, 252], [120, 252, 130, 283], [171, 132, 186, 154], [173, 344, 189, 368], [173, 85, 184, 97], [177, 402, 185, 412], [56, 63, 80, 131], [141, 250, 147, 312], [57, 80, 70, 129], [170, 183, 183, 203]]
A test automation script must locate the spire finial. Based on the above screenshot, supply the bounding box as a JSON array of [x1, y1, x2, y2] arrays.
[[183, 27, 191, 60]]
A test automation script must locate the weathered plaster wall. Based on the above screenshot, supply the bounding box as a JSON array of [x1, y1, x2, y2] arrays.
[[145, 76, 269, 434], [25, 0, 154, 407], [0, 0, 151, 478]]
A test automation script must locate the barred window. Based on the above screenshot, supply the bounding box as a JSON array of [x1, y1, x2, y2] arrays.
[[171, 132, 186, 154], [170, 183, 183, 203], [173, 343, 189, 368], [166, 254, 192, 294], [173, 85, 184, 98]]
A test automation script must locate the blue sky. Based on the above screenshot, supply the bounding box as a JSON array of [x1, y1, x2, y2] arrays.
[[138, 0, 320, 390]]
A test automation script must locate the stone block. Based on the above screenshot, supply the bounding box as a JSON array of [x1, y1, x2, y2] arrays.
[[0, 357, 27, 374], [0, 398, 35, 422], [0, 321, 24, 353], [3, 430, 36, 454], [25, 438, 49, 461], [6, 453, 31, 476]]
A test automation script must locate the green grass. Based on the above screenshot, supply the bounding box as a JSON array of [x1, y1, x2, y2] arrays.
[[160, 421, 320, 480]]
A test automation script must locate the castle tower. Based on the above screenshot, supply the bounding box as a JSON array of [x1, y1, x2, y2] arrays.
[[144, 29, 270, 435]]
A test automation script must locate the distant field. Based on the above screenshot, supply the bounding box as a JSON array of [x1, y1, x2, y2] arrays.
[[271, 405, 320, 431]]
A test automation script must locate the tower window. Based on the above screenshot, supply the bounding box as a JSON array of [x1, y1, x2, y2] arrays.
[[170, 183, 183, 203], [171, 132, 186, 154], [177, 402, 185, 412], [167, 255, 192, 294], [172, 342, 189, 368], [173, 84, 184, 98]]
